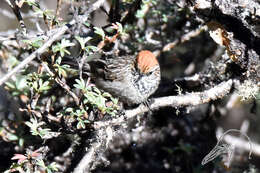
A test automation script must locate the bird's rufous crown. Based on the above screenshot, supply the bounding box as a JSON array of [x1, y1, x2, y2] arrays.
[[136, 50, 158, 73]]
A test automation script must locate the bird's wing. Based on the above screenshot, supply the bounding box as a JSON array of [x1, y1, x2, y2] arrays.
[[89, 54, 135, 81]]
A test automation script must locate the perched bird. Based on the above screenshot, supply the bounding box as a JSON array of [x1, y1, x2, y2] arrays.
[[70, 50, 161, 105], [87, 50, 160, 105]]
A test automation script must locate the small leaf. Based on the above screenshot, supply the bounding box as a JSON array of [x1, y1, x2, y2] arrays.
[[52, 39, 75, 57], [93, 87, 101, 95], [116, 22, 123, 34], [24, 0, 38, 7], [36, 159, 46, 168], [56, 56, 62, 64], [7, 133, 18, 141], [47, 162, 58, 172], [19, 138, 24, 147], [74, 79, 86, 90], [86, 46, 99, 52], [94, 27, 105, 40], [6, 56, 20, 68], [84, 22, 91, 27], [75, 36, 92, 50], [11, 154, 27, 164], [65, 107, 73, 112], [77, 118, 85, 129], [5, 82, 16, 89], [102, 92, 111, 97]]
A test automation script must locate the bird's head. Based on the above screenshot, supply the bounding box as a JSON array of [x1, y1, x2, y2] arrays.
[[136, 50, 159, 74]]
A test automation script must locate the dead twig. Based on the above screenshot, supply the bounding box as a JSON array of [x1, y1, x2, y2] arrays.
[[55, 0, 62, 19], [41, 62, 80, 105], [162, 26, 205, 52], [4, 0, 27, 34]]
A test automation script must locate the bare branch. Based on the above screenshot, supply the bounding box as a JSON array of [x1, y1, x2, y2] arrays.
[[73, 127, 113, 173], [73, 142, 99, 173]]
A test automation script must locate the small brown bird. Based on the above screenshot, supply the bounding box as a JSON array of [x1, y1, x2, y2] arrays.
[[87, 50, 160, 105]]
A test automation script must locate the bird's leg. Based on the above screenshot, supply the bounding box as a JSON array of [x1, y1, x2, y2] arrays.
[[117, 109, 126, 120], [117, 102, 127, 120], [143, 98, 154, 111], [142, 99, 155, 123]]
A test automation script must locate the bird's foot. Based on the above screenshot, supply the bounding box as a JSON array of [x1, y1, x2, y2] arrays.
[[143, 98, 154, 111]]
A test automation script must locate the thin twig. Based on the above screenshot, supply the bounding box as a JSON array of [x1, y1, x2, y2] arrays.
[[0, 25, 67, 86], [0, 8, 35, 19], [0, 0, 106, 86], [121, 0, 142, 24], [55, 0, 62, 19], [162, 26, 205, 52], [41, 62, 80, 105], [4, 0, 27, 34]]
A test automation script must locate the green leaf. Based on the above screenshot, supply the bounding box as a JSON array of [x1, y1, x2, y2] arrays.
[[5, 82, 16, 89], [39, 128, 51, 138], [162, 14, 168, 22], [52, 39, 75, 57], [65, 107, 73, 113], [75, 36, 92, 50], [31, 38, 44, 48], [47, 162, 58, 172], [19, 138, 24, 147], [94, 27, 105, 40], [111, 97, 118, 105], [24, 0, 38, 6], [6, 56, 20, 68], [56, 56, 62, 64], [38, 81, 51, 92], [15, 76, 28, 90], [22, 38, 43, 49], [74, 79, 86, 90], [85, 45, 99, 52], [84, 22, 91, 27], [102, 92, 111, 97], [7, 133, 18, 141], [116, 22, 123, 34], [93, 87, 101, 95], [136, 3, 149, 18], [36, 159, 46, 169], [77, 118, 85, 129]]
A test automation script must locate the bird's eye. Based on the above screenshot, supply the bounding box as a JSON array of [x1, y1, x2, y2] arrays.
[[147, 71, 153, 75]]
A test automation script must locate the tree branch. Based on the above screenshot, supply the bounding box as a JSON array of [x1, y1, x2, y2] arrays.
[[94, 79, 233, 129]]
